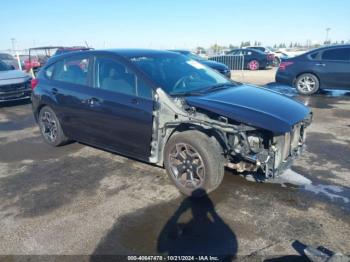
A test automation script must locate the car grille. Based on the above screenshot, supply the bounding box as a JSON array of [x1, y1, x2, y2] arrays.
[[0, 83, 27, 92]]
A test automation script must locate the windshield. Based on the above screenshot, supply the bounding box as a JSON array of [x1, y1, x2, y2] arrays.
[[130, 54, 232, 96], [0, 54, 14, 60], [0, 61, 11, 71]]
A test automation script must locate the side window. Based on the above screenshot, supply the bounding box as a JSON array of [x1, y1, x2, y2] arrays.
[[322, 48, 350, 61], [309, 52, 319, 60], [228, 50, 237, 55], [95, 57, 153, 99], [52, 56, 90, 85]]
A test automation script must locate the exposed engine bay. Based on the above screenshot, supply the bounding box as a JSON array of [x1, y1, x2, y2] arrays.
[[149, 88, 312, 181]]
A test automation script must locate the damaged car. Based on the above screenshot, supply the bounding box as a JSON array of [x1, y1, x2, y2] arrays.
[[31, 49, 312, 196]]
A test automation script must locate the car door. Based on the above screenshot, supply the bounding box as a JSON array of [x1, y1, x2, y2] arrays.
[[47, 54, 95, 141], [317, 47, 350, 88], [78, 54, 154, 160]]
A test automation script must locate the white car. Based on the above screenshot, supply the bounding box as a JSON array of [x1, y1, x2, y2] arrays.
[[276, 48, 308, 58]]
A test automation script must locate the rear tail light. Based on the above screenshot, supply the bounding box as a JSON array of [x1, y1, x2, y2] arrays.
[[31, 78, 39, 90], [279, 61, 294, 71]]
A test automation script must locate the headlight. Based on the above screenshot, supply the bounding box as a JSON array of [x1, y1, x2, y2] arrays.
[[247, 135, 262, 153]]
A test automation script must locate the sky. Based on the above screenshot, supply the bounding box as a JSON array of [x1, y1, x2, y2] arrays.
[[1, 0, 350, 51]]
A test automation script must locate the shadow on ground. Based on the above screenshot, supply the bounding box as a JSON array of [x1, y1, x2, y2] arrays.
[[91, 189, 237, 261]]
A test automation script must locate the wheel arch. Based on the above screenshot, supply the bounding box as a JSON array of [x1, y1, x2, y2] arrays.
[[159, 123, 228, 166], [34, 103, 48, 122]]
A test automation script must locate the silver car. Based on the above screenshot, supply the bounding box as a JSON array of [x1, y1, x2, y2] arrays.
[[0, 60, 31, 103], [0, 53, 18, 69]]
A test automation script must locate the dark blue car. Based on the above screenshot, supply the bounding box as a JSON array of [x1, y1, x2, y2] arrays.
[[170, 50, 231, 78], [31, 49, 311, 196], [276, 45, 350, 95], [226, 48, 274, 70]]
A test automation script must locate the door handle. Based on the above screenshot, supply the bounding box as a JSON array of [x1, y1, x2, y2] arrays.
[[315, 63, 326, 67], [82, 97, 101, 106]]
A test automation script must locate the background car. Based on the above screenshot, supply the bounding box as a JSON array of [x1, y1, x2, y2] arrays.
[[276, 45, 350, 95], [226, 48, 274, 70], [170, 50, 231, 78], [245, 46, 281, 66], [24, 56, 41, 72], [0, 53, 19, 69], [26, 46, 63, 76], [0, 60, 31, 102], [277, 48, 308, 58]]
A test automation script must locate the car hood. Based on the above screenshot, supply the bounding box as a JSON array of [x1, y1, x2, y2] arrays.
[[200, 60, 228, 70], [0, 70, 30, 85], [185, 84, 311, 133], [0, 70, 28, 80]]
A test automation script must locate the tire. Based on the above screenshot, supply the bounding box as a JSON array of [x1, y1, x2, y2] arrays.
[[38, 106, 69, 146], [273, 57, 281, 67], [164, 130, 225, 197], [294, 73, 320, 95], [247, 60, 260, 70]]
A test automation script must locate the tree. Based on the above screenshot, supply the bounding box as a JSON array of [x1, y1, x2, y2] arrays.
[[196, 46, 206, 52]]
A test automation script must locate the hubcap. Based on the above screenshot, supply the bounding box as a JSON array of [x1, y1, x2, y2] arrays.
[[40, 111, 58, 142], [297, 76, 316, 93], [168, 143, 205, 189]]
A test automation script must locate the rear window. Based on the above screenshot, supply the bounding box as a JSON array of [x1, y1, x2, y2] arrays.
[[322, 48, 350, 61], [252, 47, 265, 52]]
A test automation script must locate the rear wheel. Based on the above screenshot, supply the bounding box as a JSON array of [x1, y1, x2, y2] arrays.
[[248, 60, 260, 70], [295, 73, 320, 95], [164, 130, 225, 197], [38, 106, 69, 146]]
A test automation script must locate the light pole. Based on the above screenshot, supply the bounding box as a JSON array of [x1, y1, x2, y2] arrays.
[[11, 38, 16, 53], [325, 28, 331, 45]]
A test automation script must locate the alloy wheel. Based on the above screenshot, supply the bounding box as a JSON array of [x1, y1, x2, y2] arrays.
[[297, 76, 317, 93], [248, 60, 259, 70], [39, 111, 58, 143], [168, 143, 205, 189]]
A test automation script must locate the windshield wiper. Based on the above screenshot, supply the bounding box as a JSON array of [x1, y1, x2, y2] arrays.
[[170, 91, 204, 96], [203, 82, 238, 92]]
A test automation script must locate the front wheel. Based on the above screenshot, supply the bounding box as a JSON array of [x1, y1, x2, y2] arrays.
[[164, 130, 225, 197], [294, 73, 320, 95], [273, 57, 281, 67]]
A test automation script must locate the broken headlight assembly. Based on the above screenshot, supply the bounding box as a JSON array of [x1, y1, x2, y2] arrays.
[[247, 135, 262, 153]]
